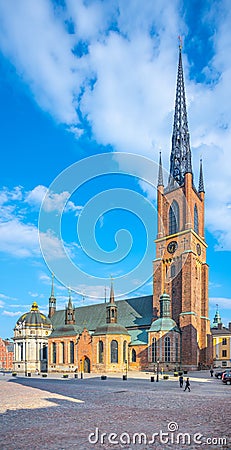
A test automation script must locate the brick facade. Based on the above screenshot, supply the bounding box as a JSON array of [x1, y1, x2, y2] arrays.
[[0, 338, 14, 371]]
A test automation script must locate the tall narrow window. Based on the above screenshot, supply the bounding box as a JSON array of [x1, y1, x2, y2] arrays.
[[164, 337, 171, 362], [194, 205, 199, 234], [151, 337, 157, 362], [42, 345, 47, 360], [111, 340, 118, 363], [60, 342, 65, 364], [52, 342, 56, 364], [169, 201, 179, 235], [20, 343, 23, 361], [98, 340, 104, 363], [175, 336, 179, 362], [70, 341, 74, 364], [123, 341, 127, 362], [132, 349, 136, 362]]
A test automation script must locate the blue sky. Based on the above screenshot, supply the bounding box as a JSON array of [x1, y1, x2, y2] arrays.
[[0, 0, 230, 338]]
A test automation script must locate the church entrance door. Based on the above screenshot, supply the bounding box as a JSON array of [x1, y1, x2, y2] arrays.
[[84, 357, 90, 373]]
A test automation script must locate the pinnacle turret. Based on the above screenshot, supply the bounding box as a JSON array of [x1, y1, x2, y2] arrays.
[[48, 273, 56, 318], [106, 278, 117, 323], [198, 159, 205, 193], [109, 277, 115, 304], [157, 152, 164, 186], [169, 43, 192, 186]]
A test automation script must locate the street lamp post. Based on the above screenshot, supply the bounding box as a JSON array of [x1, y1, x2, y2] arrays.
[[156, 360, 160, 382], [80, 359, 83, 379], [125, 360, 128, 379]]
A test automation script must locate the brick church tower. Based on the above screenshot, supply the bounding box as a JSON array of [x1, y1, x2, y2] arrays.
[[153, 43, 211, 368]]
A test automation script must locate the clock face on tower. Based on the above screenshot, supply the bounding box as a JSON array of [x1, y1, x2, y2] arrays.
[[167, 240, 178, 254]]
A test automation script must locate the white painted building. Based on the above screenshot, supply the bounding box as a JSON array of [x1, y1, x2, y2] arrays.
[[13, 302, 52, 374]]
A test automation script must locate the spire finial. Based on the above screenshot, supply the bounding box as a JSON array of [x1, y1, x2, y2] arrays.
[[104, 286, 107, 304], [51, 273, 55, 298], [198, 158, 205, 193], [67, 286, 72, 308], [157, 151, 164, 187], [109, 276, 115, 304]]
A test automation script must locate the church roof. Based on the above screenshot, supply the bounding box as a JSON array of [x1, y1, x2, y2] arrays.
[[49, 324, 80, 338], [93, 323, 129, 336], [129, 328, 148, 345], [149, 317, 180, 333], [51, 295, 153, 334]]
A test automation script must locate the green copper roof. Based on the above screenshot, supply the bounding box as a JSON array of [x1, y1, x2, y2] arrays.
[[51, 295, 153, 333], [93, 323, 129, 336], [149, 317, 180, 333], [49, 324, 80, 338], [129, 328, 148, 345]]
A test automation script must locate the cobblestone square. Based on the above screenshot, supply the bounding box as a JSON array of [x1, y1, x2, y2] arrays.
[[0, 371, 230, 450]]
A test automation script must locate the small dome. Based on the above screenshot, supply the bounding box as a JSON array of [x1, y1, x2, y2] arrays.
[[16, 302, 52, 328], [149, 317, 180, 333], [93, 323, 129, 336]]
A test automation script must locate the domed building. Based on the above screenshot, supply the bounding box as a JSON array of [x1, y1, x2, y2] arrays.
[[13, 301, 52, 374]]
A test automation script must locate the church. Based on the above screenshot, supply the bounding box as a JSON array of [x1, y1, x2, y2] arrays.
[[13, 44, 212, 374]]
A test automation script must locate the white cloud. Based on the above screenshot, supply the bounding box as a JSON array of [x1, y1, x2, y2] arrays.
[[0, 219, 40, 258], [0, 1, 230, 250], [26, 185, 82, 214], [210, 297, 231, 309], [2, 310, 23, 317]]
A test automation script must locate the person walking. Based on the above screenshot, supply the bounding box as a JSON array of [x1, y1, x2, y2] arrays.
[[184, 377, 190, 392], [179, 375, 184, 388]]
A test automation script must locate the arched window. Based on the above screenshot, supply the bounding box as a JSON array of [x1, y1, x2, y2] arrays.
[[98, 340, 104, 364], [60, 342, 65, 364], [171, 264, 176, 278], [194, 204, 199, 234], [111, 309, 114, 318], [164, 337, 170, 362], [42, 344, 47, 360], [111, 340, 118, 363], [169, 201, 179, 235], [52, 342, 56, 364], [131, 349, 136, 362], [175, 336, 179, 362], [123, 341, 127, 362], [151, 337, 157, 362], [70, 341, 74, 364]]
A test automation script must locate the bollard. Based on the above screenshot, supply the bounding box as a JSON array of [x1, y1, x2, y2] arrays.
[[151, 376, 155, 382], [122, 375, 127, 380]]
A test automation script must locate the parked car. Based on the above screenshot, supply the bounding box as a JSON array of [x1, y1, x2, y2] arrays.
[[222, 370, 231, 385], [215, 370, 225, 379]]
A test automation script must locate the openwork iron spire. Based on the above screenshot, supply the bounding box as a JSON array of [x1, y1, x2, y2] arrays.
[[169, 41, 192, 186]]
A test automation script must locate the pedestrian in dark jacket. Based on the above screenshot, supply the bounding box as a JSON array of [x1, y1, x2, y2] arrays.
[[179, 375, 184, 388], [184, 377, 190, 392]]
